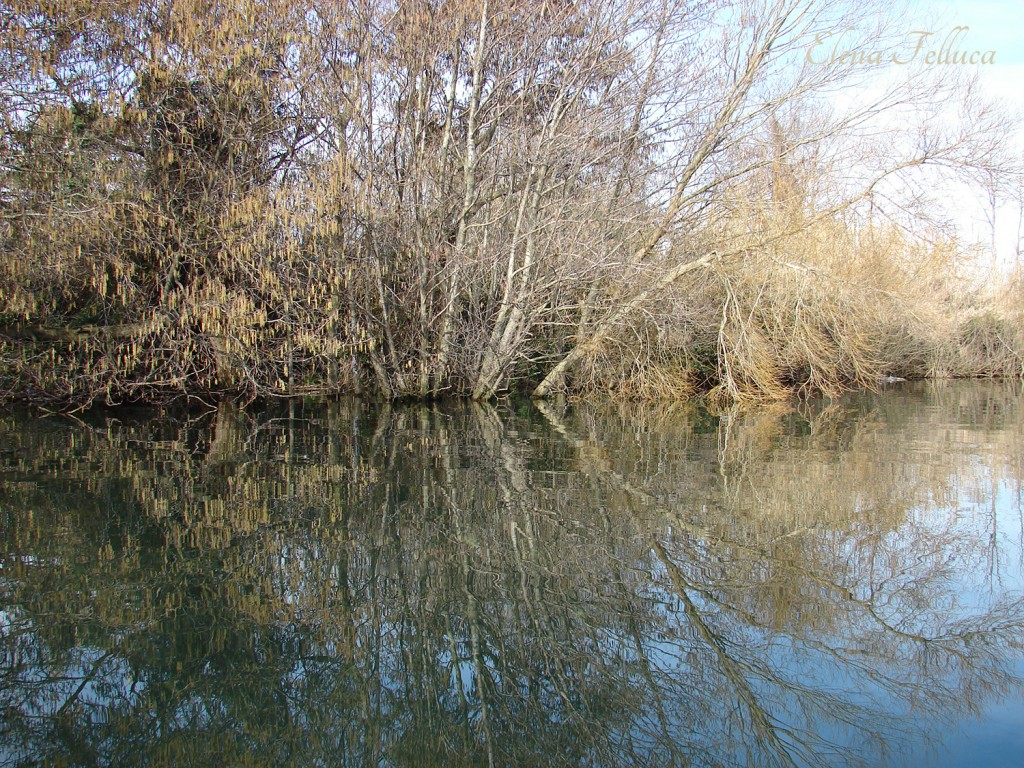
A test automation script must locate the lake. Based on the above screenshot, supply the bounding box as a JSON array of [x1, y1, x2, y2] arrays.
[[1, 381, 1022, 767]]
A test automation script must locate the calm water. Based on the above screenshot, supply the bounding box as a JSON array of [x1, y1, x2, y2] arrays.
[[1, 382, 1023, 767]]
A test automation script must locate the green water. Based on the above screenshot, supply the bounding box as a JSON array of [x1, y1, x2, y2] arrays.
[[1, 381, 1022, 767]]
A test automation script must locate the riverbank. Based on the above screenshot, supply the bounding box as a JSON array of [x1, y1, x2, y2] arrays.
[[2, 0, 1021, 410]]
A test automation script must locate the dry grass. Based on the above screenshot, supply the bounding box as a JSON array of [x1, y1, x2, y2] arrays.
[[1, 0, 1019, 408], [571, 197, 1021, 404]]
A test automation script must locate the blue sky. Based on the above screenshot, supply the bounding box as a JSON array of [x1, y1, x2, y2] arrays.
[[907, 0, 1024, 122], [908, 0, 1024, 66], [892, 1, 1024, 271]]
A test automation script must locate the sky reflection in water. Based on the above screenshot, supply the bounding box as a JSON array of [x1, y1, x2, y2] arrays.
[[1, 380, 1022, 767]]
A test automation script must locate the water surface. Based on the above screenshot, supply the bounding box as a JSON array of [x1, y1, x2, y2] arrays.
[[1, 382, 1022, 766]]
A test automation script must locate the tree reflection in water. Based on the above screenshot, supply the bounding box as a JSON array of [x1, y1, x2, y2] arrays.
[[1, 382, 1022, 767]]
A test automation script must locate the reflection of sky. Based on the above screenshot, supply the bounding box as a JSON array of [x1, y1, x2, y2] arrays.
[[639, 489, 1024, 766], [0, 635, 144, 766], [858, 479, 1024, 768], [867, 404, 1024, 767], [954, 478, 1024, 601], [910, 662, 1024, 768], [2, 387, 1023, 766]]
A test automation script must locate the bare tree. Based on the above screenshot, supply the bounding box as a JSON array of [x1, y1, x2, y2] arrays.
[[1, 0, 1019, 406]]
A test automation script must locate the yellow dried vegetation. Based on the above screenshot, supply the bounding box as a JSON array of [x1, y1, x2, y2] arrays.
[[1, 0, 1020, 407]]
